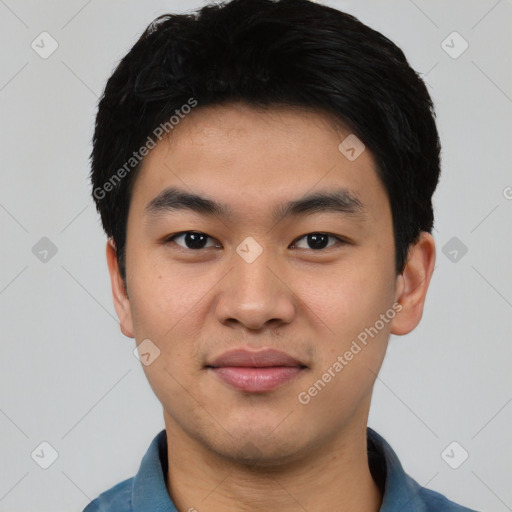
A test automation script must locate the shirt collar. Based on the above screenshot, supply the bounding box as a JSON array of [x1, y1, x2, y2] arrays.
[[131, 429, 176, 512], [131, 427, 428, 512], [367, 427, 429, 512]]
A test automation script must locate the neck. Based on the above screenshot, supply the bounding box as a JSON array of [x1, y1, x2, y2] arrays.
[[164, 415, 382, 512]]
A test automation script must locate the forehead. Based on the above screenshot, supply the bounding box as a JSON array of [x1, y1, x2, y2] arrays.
[[128, 103, 389, 226]]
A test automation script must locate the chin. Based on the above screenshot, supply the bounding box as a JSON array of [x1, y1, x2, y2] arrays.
[[205, 423, 312, 469]]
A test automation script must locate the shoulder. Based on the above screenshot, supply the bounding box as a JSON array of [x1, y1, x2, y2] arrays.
[[367, 428, 480, 512], [413, 476, 479, 512], [82, 429, 168, 512], [82, 476, 133, 512]]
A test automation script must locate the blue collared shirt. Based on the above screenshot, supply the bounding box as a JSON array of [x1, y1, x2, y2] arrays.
[[83, 428, 478, 511]]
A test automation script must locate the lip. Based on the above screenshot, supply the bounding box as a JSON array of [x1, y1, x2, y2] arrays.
[[206, 349, 307, 392], [207, 348, 306, 368]]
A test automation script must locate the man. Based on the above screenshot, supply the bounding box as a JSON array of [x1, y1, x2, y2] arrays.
[[85, 0, 478, 510]]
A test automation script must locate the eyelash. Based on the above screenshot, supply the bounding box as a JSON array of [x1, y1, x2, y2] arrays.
[[164, 231, 349, 251]]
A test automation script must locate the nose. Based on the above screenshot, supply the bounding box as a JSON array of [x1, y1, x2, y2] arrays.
[[214, 245, 296, 331]]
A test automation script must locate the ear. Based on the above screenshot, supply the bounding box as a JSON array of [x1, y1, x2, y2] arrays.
[[391, 232, 436, 336], [106, 238, 134, 338]]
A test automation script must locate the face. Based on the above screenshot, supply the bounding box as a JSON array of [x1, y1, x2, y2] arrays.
[[107, 103, 434, 465]]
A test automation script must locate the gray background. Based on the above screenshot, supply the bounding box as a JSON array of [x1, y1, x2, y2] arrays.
[[0, 0, 511, 510]]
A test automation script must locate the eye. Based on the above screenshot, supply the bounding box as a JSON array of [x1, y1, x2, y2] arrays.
[[164, 231, 347, 252], [290, 233, 345, 250], [165, 231, 220, 250]]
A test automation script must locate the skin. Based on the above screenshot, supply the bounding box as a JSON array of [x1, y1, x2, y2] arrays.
[[106, 103, 436, 512]]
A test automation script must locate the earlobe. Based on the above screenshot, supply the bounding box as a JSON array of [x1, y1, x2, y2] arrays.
[[391, 232, 436, 336], [106, 238, 135, 338]]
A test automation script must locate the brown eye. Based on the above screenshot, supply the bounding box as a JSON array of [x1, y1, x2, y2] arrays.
[[291, 233, 344, 250], [167, 231, 219, 250]]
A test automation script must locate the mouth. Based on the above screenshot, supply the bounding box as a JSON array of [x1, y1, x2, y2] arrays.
[[205, 348, 308, 393]]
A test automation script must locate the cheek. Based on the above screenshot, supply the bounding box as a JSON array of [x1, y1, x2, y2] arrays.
[[128, 256, 207, 339], [129, 270, 205, 406], [299, 257, 395, 344], [295, 272, 393, 428], [297, 259, 395, 416]]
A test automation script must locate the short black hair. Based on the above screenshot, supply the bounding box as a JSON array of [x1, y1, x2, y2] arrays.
[[90, 0, 441, 282]]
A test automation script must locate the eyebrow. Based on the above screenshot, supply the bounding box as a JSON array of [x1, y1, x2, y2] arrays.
[[144, 186, 367, 223]]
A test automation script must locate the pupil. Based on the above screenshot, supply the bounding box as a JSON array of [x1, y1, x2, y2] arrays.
[[186, 232, 207, 249], [308, 233, 328, 249]]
